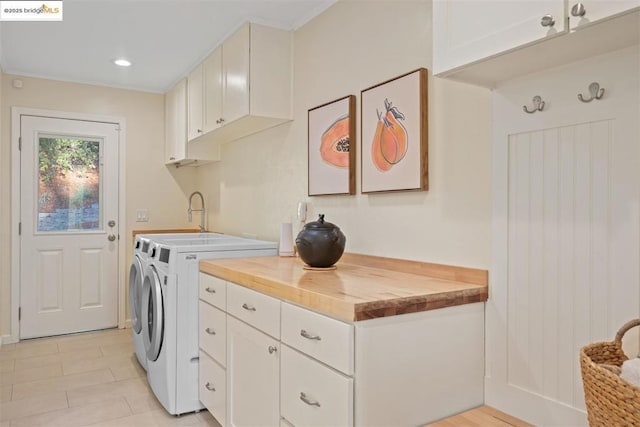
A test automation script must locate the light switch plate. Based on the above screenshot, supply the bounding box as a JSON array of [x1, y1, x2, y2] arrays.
[[136, 209, 149, 222]]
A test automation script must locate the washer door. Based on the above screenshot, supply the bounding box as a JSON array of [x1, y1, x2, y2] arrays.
[[141, 265, 164, 362], [128, 256, 143, 334]]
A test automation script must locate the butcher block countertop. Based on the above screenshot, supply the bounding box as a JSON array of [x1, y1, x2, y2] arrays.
[[199, 253, 488, 322]]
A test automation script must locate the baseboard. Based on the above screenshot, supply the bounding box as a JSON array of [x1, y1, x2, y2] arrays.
[[485, 377, 587, 426], [1, 334, 19, 345], [124, 319, 131, 329]]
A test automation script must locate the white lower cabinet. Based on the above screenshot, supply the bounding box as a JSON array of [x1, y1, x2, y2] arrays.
[[199, 351, 226, 426], [227, 316, 280, 427], [281, 345, 353, 426], [198, 273, 485, 426]]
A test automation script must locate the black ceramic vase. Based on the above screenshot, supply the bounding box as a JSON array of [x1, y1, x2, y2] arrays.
[[295, 214, 346, 268]]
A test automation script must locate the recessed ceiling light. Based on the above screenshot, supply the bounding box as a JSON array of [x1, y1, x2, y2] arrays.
[[113, 59, 132, 67]]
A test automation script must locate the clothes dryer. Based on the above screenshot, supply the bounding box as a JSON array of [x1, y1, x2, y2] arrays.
[[129, 236, 152, 370], [141, 236, 277, 415]]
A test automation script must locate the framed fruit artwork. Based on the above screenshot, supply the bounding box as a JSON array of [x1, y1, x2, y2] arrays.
[[361, 68, 428, 193], [307, 95, 356, 196]]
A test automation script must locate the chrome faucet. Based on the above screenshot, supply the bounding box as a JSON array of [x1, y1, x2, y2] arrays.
[[188, 191, 206, 232]]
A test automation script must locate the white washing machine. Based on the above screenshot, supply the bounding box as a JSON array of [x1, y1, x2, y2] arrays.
[[129, 232, 231, 370], [141, 236, 277, 415], [129, 235, 152, 370]]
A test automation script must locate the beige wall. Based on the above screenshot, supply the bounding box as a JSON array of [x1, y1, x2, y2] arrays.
[[0, 76, 198, 337], [196, 0, 492, 268]]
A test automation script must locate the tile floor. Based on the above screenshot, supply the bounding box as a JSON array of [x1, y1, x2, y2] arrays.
[[0, 328, 220, 426]]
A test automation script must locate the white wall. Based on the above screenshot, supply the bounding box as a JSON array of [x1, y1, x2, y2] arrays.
[[0, 75, 198, 337], [196, 0, 492, 268]]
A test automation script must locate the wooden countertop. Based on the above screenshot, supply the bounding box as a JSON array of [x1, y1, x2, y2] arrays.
[[199, 254, 488, 322]]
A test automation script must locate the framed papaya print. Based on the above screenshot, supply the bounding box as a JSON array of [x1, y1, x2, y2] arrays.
[[307, 95, 356, 196], [361, 68, 428, 193]]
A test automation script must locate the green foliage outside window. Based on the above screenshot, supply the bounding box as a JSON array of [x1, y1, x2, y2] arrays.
[[39, 138, 99, 183]]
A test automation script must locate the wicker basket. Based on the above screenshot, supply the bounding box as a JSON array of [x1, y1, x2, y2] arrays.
[[580, 319, 640, 426]]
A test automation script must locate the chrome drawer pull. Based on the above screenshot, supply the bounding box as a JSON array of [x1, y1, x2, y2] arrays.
[[205, 287, 216, 293], [300, 392, 320, 407], [205, 328, 216, 335], [205, 382, 216, 392], [242, 303, 256, 312], [268, 345, 278, 354], [300, 329, 321, 341]]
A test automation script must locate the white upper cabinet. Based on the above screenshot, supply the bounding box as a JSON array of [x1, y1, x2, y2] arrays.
[[221, 24, 250, 126], [187, 65, 204, 141], [187, 22, 292, 147], [203, 46, 223, 134], [433, 0, 640, 87], [165, 78, 187, 164], [165, 77, 219, 166], [433, 0, 566, 75], [569, 0, 640, 29]]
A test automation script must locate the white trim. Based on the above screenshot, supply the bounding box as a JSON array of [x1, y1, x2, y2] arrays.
[[10, 107, 127, 342], [1, 334, 18, 345]]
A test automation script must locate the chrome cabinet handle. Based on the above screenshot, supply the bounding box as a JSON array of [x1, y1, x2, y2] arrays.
[[268, 345, 278, 354], [205, 328, 216, 335], [197, 129, 203, 133], [299, 392, 320, 407], [571, 2, 586, 17], [242, 303, 256, 312], [205, 382, 216, 392], [219, 118, 225, 123], [215, 119, 221, 124], [300, 330, 321, 341], [205, 287, 216, 293], [540, 14, 555, 27]]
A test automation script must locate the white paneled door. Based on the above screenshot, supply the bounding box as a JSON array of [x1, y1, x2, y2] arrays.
[[488, 47, 639, 425], [20, 115, 120, 339]]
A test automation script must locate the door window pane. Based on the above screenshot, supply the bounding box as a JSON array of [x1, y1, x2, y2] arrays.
[[37, 136, 102, 232]]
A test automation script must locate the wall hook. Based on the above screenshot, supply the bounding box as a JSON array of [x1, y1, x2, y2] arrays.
[[578, 82, 605, 103], [523, 95, 545, 114]]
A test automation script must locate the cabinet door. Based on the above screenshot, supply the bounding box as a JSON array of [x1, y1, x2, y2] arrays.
[[187, 64, 204, 141], [203, 47, 223, 133], [433, 0, 565, 74], [222, 24, 250, 124], [227, 316, 279, 427], [165, 79, 187, 163], [200, 350, 226, 426], [569, 0, 640, 29]]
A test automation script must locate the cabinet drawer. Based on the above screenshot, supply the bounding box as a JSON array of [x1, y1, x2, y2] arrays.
[[281, 302, 353, 375], [199, 350, 226, 427], [199, 300, 226, 366], [281, 345, 353, 427], [199, 273, 226, 310], [227, 282, 280, 338]]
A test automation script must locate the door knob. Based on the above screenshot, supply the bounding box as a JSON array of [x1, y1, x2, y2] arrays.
[[108, 234, 116, 242], [540, 14, 555, 27], [108, 220, 116, 227], [571, 3, 586, 17]]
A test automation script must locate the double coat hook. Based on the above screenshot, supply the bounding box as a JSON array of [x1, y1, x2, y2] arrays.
[[578, 82, 605, 102], [523, 96, 545, 114]]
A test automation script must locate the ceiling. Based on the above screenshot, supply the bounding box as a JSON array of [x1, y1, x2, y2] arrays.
[[0, 0, 335, 93]]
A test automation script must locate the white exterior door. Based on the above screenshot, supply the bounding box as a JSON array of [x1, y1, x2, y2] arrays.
[[487, 47, 639, 425], [20, 115, 120, 339]]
